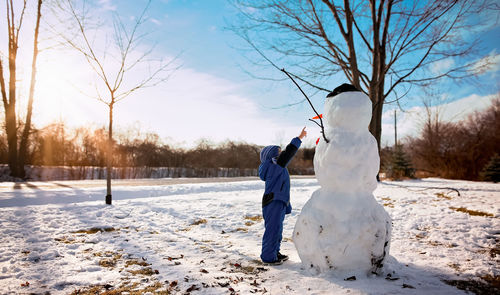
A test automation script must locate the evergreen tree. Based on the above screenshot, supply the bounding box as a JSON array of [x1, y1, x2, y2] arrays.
[[481, 154, 500, 183], [390, 146, 415, 180]]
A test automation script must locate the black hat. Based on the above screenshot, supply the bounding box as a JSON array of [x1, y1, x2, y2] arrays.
[[326, 83, 360, 98]]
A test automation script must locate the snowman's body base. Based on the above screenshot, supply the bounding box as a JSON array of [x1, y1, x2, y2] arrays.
[[293, 188, 391, 276]]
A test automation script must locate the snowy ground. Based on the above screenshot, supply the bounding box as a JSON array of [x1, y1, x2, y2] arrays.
[[0, 177, 498, 294]]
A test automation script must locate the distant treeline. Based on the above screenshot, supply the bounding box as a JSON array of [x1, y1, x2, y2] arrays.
[[0, 98, 498, 181], [0, 125, 315, 178]]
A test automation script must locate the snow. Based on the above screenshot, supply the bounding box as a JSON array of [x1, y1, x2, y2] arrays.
[[0, 177, 498, 294], [294, 91, 391, 276]]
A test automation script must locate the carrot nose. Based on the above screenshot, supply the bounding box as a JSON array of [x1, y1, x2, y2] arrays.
[[312, 114, 323, 120]]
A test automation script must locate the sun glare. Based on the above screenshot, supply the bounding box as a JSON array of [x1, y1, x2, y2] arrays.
[[31, 52, 105, 127]]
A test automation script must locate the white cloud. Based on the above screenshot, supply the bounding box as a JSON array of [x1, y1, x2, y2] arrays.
[[113, 67, 300, 147], [430, 58, 455, 75], [151, 18, 162, 26], [380, 93, 498, 146], [241, 6, 257, 14], [98, 0, 116, 11], [470, 50, 500, 75]]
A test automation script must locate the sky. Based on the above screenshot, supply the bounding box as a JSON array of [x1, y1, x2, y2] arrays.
[[2, 0, 499, 148]]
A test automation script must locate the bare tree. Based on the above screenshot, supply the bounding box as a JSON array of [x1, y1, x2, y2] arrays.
[[231, 0, 498, 152], [53, 0, 179, 204], [0, 0, 43, 178], [408, 97, 500, 179], [19, 0, 43, 178]]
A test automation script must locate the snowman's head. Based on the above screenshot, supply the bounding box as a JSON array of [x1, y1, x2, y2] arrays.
[[324, 84, 372, 132]]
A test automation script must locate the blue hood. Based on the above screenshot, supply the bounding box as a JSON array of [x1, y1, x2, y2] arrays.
[[260, 145, 280, 163], [259, 145, 279, 181]]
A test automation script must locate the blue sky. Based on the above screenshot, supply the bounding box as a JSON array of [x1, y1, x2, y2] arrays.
[[2, 0, 499, 147]]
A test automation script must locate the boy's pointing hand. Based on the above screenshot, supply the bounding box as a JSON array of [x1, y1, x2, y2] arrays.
[[299, 127, 307, 139]]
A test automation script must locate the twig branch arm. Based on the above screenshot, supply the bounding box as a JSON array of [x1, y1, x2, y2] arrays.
[[241, 35, 330, 143], [280, 68, 329, 143], [308, 118, 322, 128]]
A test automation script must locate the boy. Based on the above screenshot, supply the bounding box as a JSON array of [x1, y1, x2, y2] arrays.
[[259, 127, 307, 264]]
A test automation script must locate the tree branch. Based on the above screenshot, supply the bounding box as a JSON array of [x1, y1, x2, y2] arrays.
[[281, 68, 329, 143]]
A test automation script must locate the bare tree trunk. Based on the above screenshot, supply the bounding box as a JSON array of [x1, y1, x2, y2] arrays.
[[369, 63, 385, 181], [1, 58, 17, 177], [6, 37, 19, 177], [105, 102, 113, 205], [371, 99, 383, 152], [394, 110, 397, 147], [19, 0, 43, 179], [4, 100, 18, 177], [344, 1, 360, 88]]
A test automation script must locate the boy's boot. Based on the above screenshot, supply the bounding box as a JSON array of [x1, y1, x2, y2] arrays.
[[277, 252, 289, 262], [262, 259, 284, 266]]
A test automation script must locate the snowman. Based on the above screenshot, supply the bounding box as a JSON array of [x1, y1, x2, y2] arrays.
[[293, 84, 391, 277]]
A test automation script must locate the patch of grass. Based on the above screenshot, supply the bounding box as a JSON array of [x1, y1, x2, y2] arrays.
[[477, 245, 500, 258], [99, 258, 116, 268], [199, 245, 215, 253], [54, 236, 80, 244], [70, 281, 168, 295], [200, 246, 215, 253], [380, 197, 394, 208], [93, 251, 121, 257], [447, 263, 460, 272], [125, 258, 150, 268], [490, 246, 500, 258], [482, 274, 500, 289], [127, 267, 156, 276], [245, 221, 254, 226], [235, 261, 269, 274], [235, 227, 248, 233], [443, 275, 500, 295], [70, 285, 109, 295], [72, 250, 164, 293], [450, 207, 494, 217], [72, 227, 117, 234], [190, 219, 207, 226], [244, 215, 263, 222], [383, 202, 394, 208], [94, 251, 122, 268], [428, 240, 443, 246], [435, 192, 452, 200]]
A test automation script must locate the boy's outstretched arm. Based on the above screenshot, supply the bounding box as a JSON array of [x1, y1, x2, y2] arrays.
[[277, 127, 307, 168]]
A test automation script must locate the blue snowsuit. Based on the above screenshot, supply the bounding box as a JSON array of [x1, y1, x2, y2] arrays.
[[259, 137, 302, 263]]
